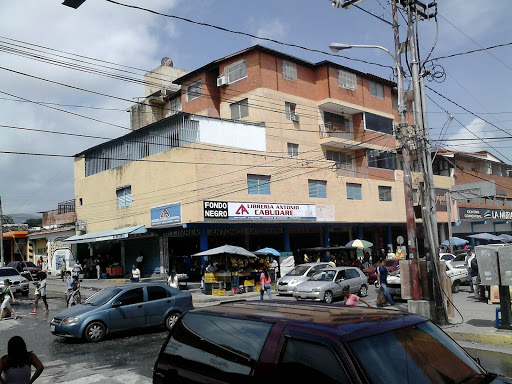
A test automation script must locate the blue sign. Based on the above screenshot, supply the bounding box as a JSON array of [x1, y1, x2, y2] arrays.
[[151, 203, 181, 227]]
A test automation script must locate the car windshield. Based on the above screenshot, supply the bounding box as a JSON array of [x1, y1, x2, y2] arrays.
[[85, 287, 123, 306], [440, 254, 454, 261], [0, 268, 20, 277], [349, 321, 486, 384], [25, 262, 37, 268], [286, 265, 310, 276], [309, 270, 336, 281]]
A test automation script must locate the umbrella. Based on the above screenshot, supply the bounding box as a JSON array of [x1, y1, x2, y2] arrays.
[[346, 239, 373, 249], [440, 237, 468, 247], [467, 233, 503, 241], [191, 244, 257, 258], [254, 247, 281, 256], [498, 234, 512, 242]]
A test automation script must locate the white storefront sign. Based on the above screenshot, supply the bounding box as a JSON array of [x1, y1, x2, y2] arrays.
[[204, 201, 316, 220]]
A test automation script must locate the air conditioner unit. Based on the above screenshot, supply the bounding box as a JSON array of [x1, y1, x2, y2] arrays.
[[217, 75, 228, 87], [75, 220, 86, 232], [290, 114, 300, 122]]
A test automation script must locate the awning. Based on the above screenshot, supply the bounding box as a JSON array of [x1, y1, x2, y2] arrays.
[[62, 225, 147, 244]]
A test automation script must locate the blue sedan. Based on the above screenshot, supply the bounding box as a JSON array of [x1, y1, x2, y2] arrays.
[[50, 283, 194, 342]]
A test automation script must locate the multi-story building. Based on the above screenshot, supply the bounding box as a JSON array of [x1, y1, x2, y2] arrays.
[[67, 45, 452, 274], [433, 149, 512, 242]]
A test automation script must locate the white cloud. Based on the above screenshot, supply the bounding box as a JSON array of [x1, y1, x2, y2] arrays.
[[250, 18, 287, 45], [442, 117, 497, 153]]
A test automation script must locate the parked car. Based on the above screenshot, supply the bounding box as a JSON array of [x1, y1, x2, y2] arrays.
[[292, 266, 368, 304], [0, 267, 29, 296], [439, 252, 456, 262], [276, 262, 333, 295], [50, 283, 193, 342], [153, 300, 511, 383], [7, 261, 41, 280], [363, 259, 400, 283]]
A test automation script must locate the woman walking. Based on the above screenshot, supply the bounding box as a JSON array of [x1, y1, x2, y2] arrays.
[[30, 272, 49, 315], [0, 280, 20, 321], [259, 267, 273, 300], [0, 336, 44, 384], [167, 270, 179, 289]]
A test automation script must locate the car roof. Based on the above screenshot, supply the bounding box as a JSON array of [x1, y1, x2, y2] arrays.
[[296, 262, 331, 267], [190, 301, 426, 342]]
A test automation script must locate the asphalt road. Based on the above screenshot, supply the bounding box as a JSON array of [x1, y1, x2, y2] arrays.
[[1, 288, 511, 383]]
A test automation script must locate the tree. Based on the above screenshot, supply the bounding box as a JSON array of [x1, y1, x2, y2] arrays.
[[25, 218, 42, 227], [1, 215, 14, 224]]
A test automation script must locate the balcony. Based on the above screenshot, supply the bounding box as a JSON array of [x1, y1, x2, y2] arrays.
[[319, 124, 393, 151]]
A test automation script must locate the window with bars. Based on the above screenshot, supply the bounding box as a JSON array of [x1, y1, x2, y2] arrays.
[[230, 98, 249, 119], [346, 183, 362, 200], [285, 102, 297, 120], [367, 149, 397, 170], [378, 186, 392, 201], [326, 150, 353, 170], [282, 60, 297, 81], [308, 180, 327, 198], [287, 143, 299, 157], [369, 80, 384, 99], [337, 70, 356, 90], [186, 80, 202, 102], [247, 175, 270, 195], [226, 60, 247, 84], [324, 111, 353, 132], [117, 186, 132, 208]]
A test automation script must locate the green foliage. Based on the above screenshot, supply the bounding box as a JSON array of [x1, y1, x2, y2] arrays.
[[1, 215, 14, 224], [25, 218, 43, 227]]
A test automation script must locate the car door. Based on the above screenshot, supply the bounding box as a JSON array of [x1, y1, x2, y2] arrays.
[[145, 285, 173, 326], [109, 287, 145, 331], [345, 269, 362, 294], [333, 270, 347, 298]]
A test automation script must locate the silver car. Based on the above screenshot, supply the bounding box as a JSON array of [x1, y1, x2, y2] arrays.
[[276, 262, 334, 295], [293, 267, 368, 304], [0, 267, 30, 296]]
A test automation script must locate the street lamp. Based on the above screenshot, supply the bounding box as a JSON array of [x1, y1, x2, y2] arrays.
[[329, 41, 422, 300]]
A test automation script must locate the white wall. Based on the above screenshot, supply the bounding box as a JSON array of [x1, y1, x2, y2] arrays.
[[199, 119, 266, 151]]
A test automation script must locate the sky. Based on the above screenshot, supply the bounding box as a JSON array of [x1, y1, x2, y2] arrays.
[[0, 0, 511, 217]]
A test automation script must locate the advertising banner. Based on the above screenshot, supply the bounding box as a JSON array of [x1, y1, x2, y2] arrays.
[[459, 207, 512, 221], [204, 201, 316, 220], [151, 203, 181, 227]]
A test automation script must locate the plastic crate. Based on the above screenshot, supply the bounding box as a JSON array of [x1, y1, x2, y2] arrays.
[[212, 289, 225, 296], [244, 280, 255, 287], [205, 273, 218, 279]]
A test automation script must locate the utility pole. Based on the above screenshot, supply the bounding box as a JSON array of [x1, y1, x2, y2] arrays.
[[0, 196, 4, 267]]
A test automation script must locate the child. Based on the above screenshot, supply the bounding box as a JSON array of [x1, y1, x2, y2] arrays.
[[1, 280, 20, 320], [31, 272, 49, 315], [343, 286, 371, 307]]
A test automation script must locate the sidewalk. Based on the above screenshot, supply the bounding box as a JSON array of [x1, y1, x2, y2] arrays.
[[45, 275, 512, 349]]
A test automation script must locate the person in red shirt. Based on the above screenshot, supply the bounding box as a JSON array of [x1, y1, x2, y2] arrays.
[[37, 257, 43, 268], [259, 267, 273, 300], [343, 286, 371, 307]]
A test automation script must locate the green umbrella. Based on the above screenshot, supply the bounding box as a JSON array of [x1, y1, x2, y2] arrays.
[[346, 239, 373, 249]]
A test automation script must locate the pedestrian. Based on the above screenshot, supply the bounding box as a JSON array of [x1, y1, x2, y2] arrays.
[[167, 270, 178, 289], [60, 259, 66, 281], [136, 252, 144, 274], [465, 252, 474, 293], [72, 260, 82, 279], [386, 249, 395, 259], [64, 271, 73, 306], [36, 256, 43, 269], [376, 259, 395, 307], [0, 280, 20, 320], [131, 265, 140, 283], [342, 286, 371, 307], [95, 256, 101, 280], [0, 336, 44, 384], [30, 272, 49, 315], [259, 267, 272, 300], [270, 257, 280, 278]]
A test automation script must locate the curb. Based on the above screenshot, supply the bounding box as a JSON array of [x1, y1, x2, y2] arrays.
[[445, 330, 512, 347]]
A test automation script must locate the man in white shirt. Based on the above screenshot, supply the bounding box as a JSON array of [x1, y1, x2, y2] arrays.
[[131, 265, 141, 283], [386, 249, 395, 259]]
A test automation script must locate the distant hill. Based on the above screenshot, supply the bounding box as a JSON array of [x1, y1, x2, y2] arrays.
[[5, 213, 41, 224]]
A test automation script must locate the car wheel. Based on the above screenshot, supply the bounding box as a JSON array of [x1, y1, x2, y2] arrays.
[[359, 285, 368, 297], [84, 322, 106, 342], [165, 312, 181, 331], [324, 291, 333, 304], [452, 280, 460, 293]]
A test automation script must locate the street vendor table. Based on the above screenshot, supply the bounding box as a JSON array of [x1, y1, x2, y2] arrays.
[[106, 266, 123, 277]]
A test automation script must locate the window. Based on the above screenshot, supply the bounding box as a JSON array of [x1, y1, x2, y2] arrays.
[[287, 143, 299, 157], [378, 186, 392, 201], [369, 80, 384, 99], [247, 175, 270, 195], [147, 286, 169, 301], [116, 186, 132, 208], [324, 111, 353, 132], [285, 102, 297, 120], [186, 80, 202, 101], [496, 197, 505, 206], [308, 180, 327, 198], [282, 60, 297, 80], [277, 338, 350, 383], [163, 313, 272, 381], [226, 59, 247, 84], [485, 197, 494, 205], [230, 98, 249, 119], [347, 183, 362, 200], [412, 189, 419, 204], [367, 149, 396, 170], [326, 150, 353, 170], [113, 288, 144, 307], [337, 69, 356, 90], [507, 199, 512, 207], [365, 112, 393, 134], [392, 94, 398, 110], [345, 269, 360, 279]]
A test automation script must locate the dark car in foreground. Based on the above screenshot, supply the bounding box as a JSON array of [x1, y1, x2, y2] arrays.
[[7, 261, 41, 280], [153, 301, 511, 384], [50, 283, 193, 342]]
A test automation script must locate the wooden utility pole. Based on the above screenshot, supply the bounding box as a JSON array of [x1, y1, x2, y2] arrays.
[[0, 196, 4, 267]]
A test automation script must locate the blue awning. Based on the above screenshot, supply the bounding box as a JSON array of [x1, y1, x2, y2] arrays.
[[62, 225, 147, 244]]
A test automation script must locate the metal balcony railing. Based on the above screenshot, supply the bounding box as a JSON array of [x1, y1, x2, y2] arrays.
[[319, 123, 355, 141]]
